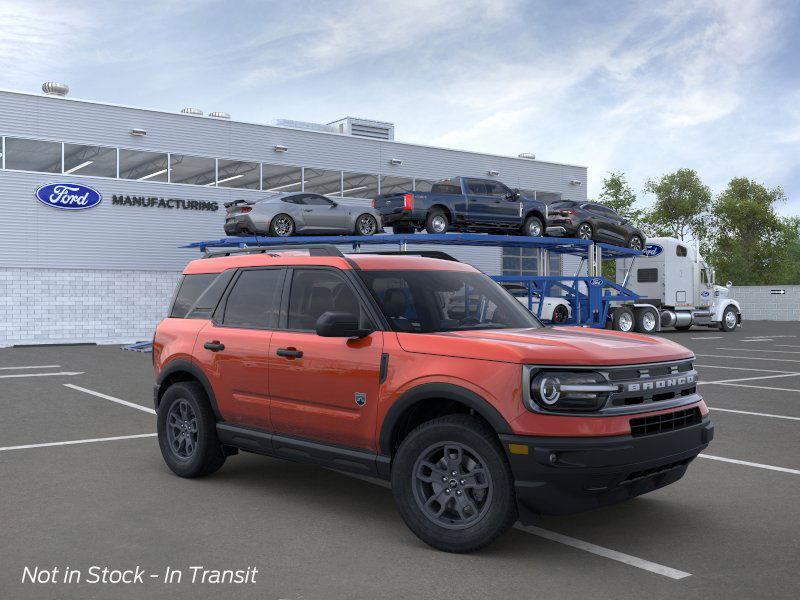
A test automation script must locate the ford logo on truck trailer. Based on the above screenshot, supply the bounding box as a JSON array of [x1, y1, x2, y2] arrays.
[[641, 243, 663, 257], [35, 183, 102, 210]]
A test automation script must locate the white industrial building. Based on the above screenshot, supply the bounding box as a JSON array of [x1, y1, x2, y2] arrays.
[[0, 85, 587, 346]]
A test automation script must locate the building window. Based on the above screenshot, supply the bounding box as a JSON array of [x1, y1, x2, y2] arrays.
[[262, 163, 302, 193], [341, 172, 379, 199], [63, 144, 117, 177], [169, 154, 216, 186], [217, 159, 260, 189], [379, 175, 413, 195], [4, 138, 61, 173], [304, 168, 342, 196], [119, 149, 169, 182]]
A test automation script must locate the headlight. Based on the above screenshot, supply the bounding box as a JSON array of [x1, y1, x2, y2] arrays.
[[528, 371, 616, 412]]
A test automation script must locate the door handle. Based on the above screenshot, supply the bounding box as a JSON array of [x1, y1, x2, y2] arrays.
[[303, 209, 313, 212], [276, 347, 303, 359], [204, 341, 225, 352]]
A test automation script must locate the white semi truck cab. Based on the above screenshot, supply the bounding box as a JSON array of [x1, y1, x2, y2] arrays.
[[611, 236, 742, 334]]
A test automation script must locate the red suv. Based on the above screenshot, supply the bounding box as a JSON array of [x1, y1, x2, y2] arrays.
[[153, 245, 713, 552]]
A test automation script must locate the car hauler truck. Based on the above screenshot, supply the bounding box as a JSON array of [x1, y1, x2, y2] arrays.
[[611, 236, 742, 333]]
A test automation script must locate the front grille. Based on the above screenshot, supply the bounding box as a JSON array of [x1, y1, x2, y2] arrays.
[[606, 360, 698, 408], [629, 407, 702, 437]]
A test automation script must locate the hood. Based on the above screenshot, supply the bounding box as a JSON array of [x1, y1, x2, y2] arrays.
[[396, 326, 693, 366]]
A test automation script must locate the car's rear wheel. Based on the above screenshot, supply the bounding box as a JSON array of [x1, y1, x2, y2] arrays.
[[391, 414, 517, 553], [628, 235, 644, 251], [157, 382, 226, 478], [577, 222, 593, 240], [355, 214, 378, 236], [521, 215, 544, 237], [551, 304, 569, 324], [269, 214, 295, 237], [425, 210, 449, 234]]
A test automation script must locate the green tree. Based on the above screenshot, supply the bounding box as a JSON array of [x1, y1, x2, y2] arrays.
[[597, 171, 643, 227], [706, 177, 796, 285], [642, 169, 711, 241]]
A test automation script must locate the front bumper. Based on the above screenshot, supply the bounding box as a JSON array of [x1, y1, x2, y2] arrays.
[[500, 417, 713, 520]]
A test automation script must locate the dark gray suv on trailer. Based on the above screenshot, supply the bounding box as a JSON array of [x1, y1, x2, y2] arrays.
[[224, 192, 383, 237]]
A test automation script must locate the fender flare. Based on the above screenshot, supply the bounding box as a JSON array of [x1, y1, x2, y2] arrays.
[[378, 383, 513, 455], [713, 299, 741, 322], [156, 359, 222, 420]]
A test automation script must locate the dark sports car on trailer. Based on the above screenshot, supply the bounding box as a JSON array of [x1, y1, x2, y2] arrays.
[[546, 200, 646, 249]]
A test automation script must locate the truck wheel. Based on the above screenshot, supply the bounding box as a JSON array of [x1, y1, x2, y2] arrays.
[[612, 307, 635, 332], [719, 306, 738, 332], [552, 304, 569, 323], [521, 215, 544, 237], [425, 210, 449, 234], [391, 414, 517, 553], [157, 382, 226, 478], [634, 308, 657, 334]]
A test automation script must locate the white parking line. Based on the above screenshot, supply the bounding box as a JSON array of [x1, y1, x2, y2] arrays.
[[703, 381, 800, 394], [699, 454, 800, 475], [336, 471, 692, 579], [695, 364, 798, 374], [698, 372, 800, 385], [708, 407, 800, 421], [739, 339, 773, 342], [0, 433, 157, 453], [774, 344, 800, 349], [696, 354, 800, 364], [690, 336, 723, 340], [514, 524, 691, 580], [63, 384, 156, 415], [0, 365, 61, 370], [0, 371, 84, 379], [716, 348, 800, 355]]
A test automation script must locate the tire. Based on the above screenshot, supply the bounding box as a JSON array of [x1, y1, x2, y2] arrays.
[[551, 304, 569, 324], [611, 307, 635, 332], [576, 222, 593, 240], [719, 306, 738, 332], [157, 381, 226, 478], [393, 224, 416, 234], [391, 414, 517, 553], [628, 235, 644, 251], [521, 215, 544, 237], [269, 214, 295, 237], [634, 308, 657, 334], [354, 213, 378, 236], [425, 209, 449, 234]]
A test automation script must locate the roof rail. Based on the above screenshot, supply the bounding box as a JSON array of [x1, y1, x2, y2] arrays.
[[204, 244, 345, 258], [364, 250, 460, 262]]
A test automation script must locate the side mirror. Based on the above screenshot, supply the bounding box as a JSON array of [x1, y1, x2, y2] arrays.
[[315, 311, 372, 338], [329, 201, 338, 208]]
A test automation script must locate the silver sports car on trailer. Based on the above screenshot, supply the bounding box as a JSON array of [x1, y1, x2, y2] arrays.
[[224, 192, 383, 237]]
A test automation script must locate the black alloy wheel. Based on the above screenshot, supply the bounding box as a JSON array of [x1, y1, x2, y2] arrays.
[[628, 235, 644, 251], [356, 214, 378, 236], [269, 214, 295, 237], [576, 223, 593, 240]]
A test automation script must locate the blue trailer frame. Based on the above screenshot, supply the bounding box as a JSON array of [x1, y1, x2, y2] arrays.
[[185, 233, 641, 328]]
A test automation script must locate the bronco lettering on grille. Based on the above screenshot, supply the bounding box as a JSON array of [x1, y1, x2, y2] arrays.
[[626, 374, 695, 393]]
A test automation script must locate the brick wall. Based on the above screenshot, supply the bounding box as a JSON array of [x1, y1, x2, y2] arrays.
[[729, 286, 800, 321], [0, 268, 181, 347]]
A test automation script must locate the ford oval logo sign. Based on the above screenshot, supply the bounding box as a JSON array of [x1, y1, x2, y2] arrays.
[[642, 244, 663, 257], [588, 277, 603, 287], [35, 183, 102, 210], [700, 290, 710, 297]]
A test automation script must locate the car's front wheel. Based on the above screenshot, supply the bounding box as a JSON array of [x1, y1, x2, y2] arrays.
[[628, 235, 644, 251], [719, 306, 738, 332], [576, 222, 593, 240], [551, 304, 569, 324], [391, 415, 517, 553], [355, 214, 379, 236], [157, 382, 226, 478]]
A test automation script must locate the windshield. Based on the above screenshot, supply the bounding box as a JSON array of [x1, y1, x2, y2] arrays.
[[357, 270, 543, 333]]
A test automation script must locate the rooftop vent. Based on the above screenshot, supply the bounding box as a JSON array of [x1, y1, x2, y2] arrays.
[[209, 111, 230, 119], [42, 82, 69, 97], [269, 119, 337, 134], [180, 107, 203, 116], [518, 152, 536, 160], [328, 117, 395, 141]]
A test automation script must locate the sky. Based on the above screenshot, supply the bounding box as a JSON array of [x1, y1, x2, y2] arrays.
[[1, 0, 799, 213]]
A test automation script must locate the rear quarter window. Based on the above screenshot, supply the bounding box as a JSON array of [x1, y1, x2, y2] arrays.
[[170, 271, 233, 318]]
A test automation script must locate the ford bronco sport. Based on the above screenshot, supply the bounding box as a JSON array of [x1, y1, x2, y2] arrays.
[[153, 245, 713, 553]]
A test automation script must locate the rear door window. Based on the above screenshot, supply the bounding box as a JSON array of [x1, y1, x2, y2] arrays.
[[465, 179, 489, 195], [221, 269, 284, 329]]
